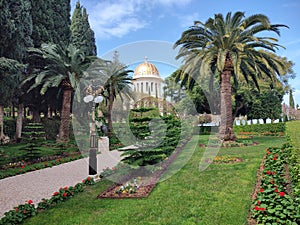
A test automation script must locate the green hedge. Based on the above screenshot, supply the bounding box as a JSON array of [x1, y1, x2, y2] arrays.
[[234, 122, 285, 134]]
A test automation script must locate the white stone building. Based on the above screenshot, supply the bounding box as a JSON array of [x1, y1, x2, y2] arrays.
[[132, 58, 163, 99]]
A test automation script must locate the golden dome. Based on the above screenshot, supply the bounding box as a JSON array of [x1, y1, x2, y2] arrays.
[[133, 57, 160, 79]]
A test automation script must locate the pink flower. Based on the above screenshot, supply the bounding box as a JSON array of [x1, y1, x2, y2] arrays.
[[15, 208, 19, 212]]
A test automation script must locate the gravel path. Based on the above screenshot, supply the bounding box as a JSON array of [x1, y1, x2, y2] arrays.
[[0, 150, 122, 218]]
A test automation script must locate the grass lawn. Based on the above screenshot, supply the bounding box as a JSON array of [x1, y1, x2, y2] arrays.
[[24, 135, 284, 225]]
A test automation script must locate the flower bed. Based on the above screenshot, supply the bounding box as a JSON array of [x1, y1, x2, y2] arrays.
[[98, 136, 192, 199], [0, 177, 95, 224], [0, 153, 83, 180], [249, 147, 300, 224]]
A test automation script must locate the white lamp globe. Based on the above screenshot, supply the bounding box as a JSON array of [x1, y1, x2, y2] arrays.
[[83, 95, 94, 103], [94, 96, 104, 103]]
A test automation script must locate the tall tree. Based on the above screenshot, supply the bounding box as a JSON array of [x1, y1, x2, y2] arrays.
[[101, 62, 133, 133], [0, 58, 23, 140], [0, 0, 33, 141], [71, 1, 97, 56], [174, 11, 288, 141], [27, 0, 71, 121], [25, 43, 95, 143], [30, 0, 71, 48], [0, 0, 33, 61], [289, 89, 295, 109]]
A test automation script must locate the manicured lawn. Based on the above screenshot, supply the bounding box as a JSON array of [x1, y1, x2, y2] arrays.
[[24, 136, 284, 225]]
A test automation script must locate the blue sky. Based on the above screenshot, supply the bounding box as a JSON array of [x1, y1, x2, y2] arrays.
[[71, 0, 300, 106]]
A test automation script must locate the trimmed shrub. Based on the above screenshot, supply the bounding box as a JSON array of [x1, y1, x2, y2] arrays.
[[234, 122, 285, 134]]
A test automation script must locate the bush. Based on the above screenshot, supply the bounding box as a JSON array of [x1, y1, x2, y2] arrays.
[[234, 122, 285, 134]]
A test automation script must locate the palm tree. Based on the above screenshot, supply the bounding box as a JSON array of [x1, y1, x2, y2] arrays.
[[174, 11, 288, 141], [25, 43, 95, 143], [100, 61, 133, 133]]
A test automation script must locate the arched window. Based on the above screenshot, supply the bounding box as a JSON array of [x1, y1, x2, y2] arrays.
[[146, 82, 148, 92], [141, 83, 144, 93], [151, 82, 153, 92], [137, 83, 139, 92]]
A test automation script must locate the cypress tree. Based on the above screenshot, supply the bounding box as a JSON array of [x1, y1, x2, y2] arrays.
[[0, 0, 33, 61], [289, 89, 295, 109], [30, 0, 71, 47], [70, 1, 97, 56]]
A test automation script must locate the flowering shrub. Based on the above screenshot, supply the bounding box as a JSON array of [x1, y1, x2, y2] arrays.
[[251, 147, 300, 224], [115, 177, 140, 194], [82, 177, 96, 185], [0, 177, 95, 224], [0, 154, 83, 180], [0, 200, 37, 224]]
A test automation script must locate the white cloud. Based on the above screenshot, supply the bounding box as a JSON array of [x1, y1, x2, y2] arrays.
[[88, 1, 148, 39], [79, 0, 193, 39]]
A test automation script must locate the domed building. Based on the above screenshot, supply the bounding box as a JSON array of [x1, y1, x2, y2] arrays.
[[132, 57, 163, 99]]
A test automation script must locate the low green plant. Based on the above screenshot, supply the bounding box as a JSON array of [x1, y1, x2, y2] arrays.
[[251, 147, 300, 224], [0, 200, 37, 224]]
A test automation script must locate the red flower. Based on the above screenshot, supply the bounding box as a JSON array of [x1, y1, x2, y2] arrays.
[[21, 165, 25, 169], [260, 188, 264, 193], [274, 189, 279, 193], [63, 192, 67, 197], [64, 186, 68, 190], [27, 200, 33, 204], [279, 192, 285, 197], [53, 192, 59, 196], [254, 206, 266, 211], [87, 177, 91, 181], [15, 208, 19, 212], [272, 171, 276, 175], [273, 157, 277, 161], [257, 200, 261, 205], [23, 210, 27, 214], [266, 170, 271, 175]]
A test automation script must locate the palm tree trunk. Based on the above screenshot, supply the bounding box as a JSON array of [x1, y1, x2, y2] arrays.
[[108, 94, 114, 133], [0, 105, 4, 138], [219, 70, 235, 141], [32, 107, 41, 123], [58, 89, 72, 143], [16, 103, 23, 142]]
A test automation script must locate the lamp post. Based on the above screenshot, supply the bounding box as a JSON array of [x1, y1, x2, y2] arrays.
[[83, 81, 104, 175]]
